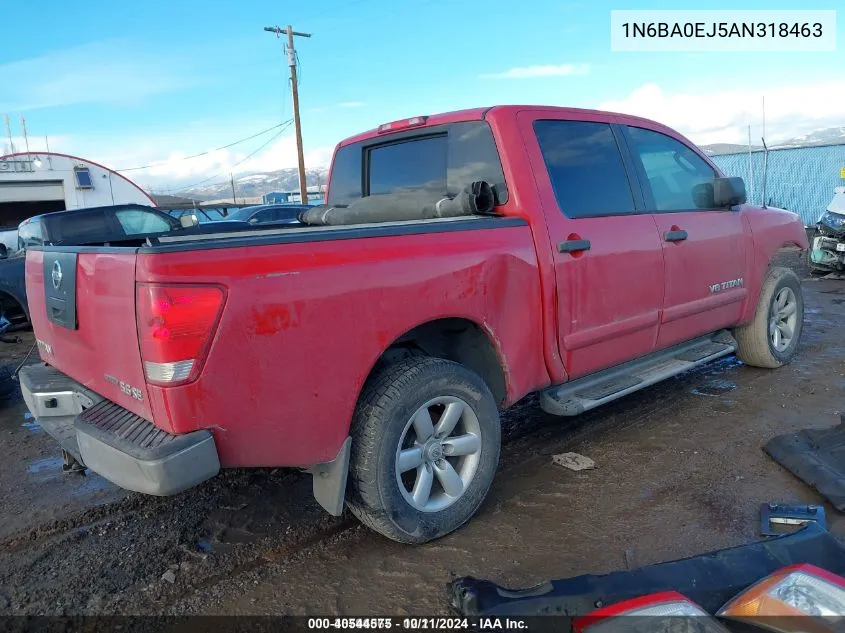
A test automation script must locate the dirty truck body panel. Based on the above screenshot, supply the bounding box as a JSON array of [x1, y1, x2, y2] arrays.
[[21, 104, 808, 516], [26, 217, 547, 469]]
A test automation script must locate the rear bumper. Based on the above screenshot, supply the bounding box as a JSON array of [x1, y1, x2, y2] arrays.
[[18, 363, 220, 496]]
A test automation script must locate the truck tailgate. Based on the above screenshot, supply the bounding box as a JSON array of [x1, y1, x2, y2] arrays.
[[26, 248, 153, 421]]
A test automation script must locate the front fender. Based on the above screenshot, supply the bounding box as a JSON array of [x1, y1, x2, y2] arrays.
[[739, 206, 808, 324]]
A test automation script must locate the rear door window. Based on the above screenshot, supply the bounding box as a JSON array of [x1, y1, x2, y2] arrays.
[[251, 208, 277, 223], [625, 126, 717, 211], [534, 120, 637, 218]]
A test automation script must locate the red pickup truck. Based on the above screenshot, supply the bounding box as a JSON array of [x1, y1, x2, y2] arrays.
[[20, 106, 808, 544]]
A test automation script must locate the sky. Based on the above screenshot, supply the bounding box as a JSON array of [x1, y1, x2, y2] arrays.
[[1, 0, 842, 193]]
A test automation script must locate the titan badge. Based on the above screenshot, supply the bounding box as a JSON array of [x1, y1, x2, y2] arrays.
[[709, 278, 744, 294]]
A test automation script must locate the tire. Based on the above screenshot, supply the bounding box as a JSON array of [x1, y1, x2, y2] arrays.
[[734, 266, 804, 368], [346, 356, 501, 544]]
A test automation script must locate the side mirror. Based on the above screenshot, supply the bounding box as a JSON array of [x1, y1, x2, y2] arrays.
[[179, 214, 199, 228], [248, 217, 259, 225], [713, 177, 746, 207]]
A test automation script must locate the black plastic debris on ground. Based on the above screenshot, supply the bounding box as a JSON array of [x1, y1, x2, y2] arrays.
[[448, 523, 845, 619], [765, 414, 845, 511]]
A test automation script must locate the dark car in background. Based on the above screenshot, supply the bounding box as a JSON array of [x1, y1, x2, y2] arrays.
[[224, 204, 312, 225], [19, 204, 201, 248], [3, 204, 251, 328]]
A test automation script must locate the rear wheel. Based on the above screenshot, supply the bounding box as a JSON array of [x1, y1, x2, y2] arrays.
[[346, 356, 500, 544], [734, 266, 803, 368]]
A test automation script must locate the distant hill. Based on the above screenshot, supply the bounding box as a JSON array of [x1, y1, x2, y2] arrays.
[[702, 126, 845, 155], [173, 166, 330, 201], [167, 126, 845, 199]]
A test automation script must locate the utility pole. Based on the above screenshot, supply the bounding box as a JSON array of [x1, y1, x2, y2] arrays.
[[230, 173, 237, 205], [264, 24, 311, 204]]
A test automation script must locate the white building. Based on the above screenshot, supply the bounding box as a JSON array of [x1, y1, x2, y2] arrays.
[[0, 151, 154, 251]]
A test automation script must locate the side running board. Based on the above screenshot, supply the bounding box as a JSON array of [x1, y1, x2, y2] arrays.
[[540, 330, 738, 417]]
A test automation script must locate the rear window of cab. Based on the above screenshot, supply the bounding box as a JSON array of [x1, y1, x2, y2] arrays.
[[328, 121, 508, 206]]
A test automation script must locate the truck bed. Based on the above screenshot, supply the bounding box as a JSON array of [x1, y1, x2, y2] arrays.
[[27, 213, 548, 469]]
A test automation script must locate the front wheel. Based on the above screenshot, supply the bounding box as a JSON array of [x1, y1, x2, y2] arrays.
[[734, 266, 804, 368], [346, 357, 501, 544]]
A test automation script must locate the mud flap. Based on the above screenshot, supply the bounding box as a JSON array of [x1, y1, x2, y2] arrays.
[[310, 436, 352, 516], [764, 414, 845, 511], [448, 523, 845, 619]]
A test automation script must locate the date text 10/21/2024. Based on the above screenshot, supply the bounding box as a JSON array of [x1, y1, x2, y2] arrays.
[[306, 618, 529, 631]]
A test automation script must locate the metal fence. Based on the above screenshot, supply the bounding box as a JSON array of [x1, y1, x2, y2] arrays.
[[710, 144, 845, 227]]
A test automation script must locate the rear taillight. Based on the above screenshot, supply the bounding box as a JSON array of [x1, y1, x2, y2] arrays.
[[574, 592, 730, 633], [136, 283, 225, 386]]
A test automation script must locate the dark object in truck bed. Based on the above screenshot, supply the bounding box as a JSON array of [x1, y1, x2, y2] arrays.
[[298, 181, 497, 226], [764, 414, 845, 511], [447, 523, 845, 619]]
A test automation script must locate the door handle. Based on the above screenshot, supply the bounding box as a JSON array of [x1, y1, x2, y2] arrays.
[[664, 230, 688, 242], [558, 239, 591, 253]]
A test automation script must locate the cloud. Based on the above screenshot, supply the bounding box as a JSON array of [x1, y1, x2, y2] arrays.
[[481, 63, 590, 79], [120, 134, 333, 191], [0, 40, 198, 111], [17, 118, 335, 192], [337, 101, 366, 108], [599, 80, 845, 146]]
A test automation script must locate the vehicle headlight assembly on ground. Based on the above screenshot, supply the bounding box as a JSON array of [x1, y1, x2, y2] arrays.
[[573, 566, 845, 633], [717, 563, 845, 630]]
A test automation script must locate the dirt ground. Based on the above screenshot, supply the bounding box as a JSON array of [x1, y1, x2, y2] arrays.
[[0, 259, 843, 616]]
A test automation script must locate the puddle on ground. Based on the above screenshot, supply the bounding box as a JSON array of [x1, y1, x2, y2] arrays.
[[25, 455, 118, 497], [700, 356, 744, 378], [709, 356, 744, 371], [68, 474, 117, 497], [21, 411, 42, 433], [26, 456, 63, 475], [692, 379, 737, 397]]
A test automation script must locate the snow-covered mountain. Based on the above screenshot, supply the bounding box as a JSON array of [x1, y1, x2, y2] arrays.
[[174, 127, 845, 197], [702, 126, 845, 155], [179, 166, 330, 201]]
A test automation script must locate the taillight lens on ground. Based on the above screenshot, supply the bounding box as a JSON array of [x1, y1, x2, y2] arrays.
[[574, 592, 730, 633], [136, 284, 225, 386], [718, 563, 845, 627]]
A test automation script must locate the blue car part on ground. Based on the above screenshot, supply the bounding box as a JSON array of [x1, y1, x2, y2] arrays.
[[448, 523, 845, 622]]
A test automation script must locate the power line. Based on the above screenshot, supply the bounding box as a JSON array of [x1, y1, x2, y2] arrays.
[[115, 120, 292, 172], [161, 121, 294, 195]]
